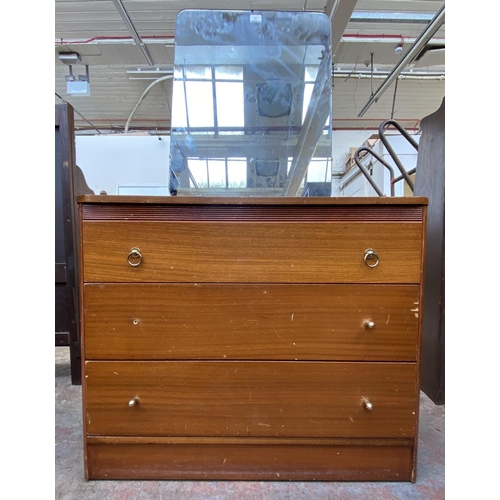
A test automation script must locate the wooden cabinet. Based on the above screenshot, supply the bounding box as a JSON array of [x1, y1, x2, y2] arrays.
[[414, 98, 445, 405], [55, 102, 94, 385], [55, 103, 80, 384], [78, 195, 427, 481]]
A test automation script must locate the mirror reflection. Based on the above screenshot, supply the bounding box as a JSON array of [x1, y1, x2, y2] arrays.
[[169, 10, 333, 196]]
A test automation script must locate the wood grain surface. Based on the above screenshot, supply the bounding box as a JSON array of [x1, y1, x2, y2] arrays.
[[79, 198, 426, 482], [82, 221, 423, 283], [84, 284, 420, 361], [78, 195, 428, 206], [85, 361, 417, 438], [87, 441, 413, 480]]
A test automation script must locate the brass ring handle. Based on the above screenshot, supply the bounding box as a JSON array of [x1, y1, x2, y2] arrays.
[[363, 248, 379, 268], [127, 247, 142, 267]]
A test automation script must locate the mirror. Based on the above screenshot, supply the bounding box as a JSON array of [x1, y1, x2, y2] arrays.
[[169, 10, 333, 197]]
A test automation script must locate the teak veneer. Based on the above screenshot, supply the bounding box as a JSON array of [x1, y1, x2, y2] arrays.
[[78, 195, 427, 481]]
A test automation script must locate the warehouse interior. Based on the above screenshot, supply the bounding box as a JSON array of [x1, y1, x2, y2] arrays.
[[51, 0, 453, 498], [54, 1, 445, 134]]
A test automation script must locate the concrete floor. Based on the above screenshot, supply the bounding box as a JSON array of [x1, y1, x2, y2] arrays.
[[56, 347, 444, 499]]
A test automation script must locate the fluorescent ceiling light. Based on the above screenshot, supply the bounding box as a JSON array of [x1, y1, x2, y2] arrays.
[[59, 53, 81, 65]]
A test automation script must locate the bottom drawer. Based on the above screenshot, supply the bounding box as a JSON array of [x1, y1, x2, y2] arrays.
[[86, 440, 414, 481], [85, 361, 417, 438]]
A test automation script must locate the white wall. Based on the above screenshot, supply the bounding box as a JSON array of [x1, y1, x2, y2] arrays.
[[332, 130, 378, 172], [74, 131, 418, 197], [75, 135, 171, 195], [75, 132, 355, 195], [375, 134, 420, 177]]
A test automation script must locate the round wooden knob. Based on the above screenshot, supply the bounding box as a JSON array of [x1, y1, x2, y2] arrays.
[[363, 399, 373, 411]]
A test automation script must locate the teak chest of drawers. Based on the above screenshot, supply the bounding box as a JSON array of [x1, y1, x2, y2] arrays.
[[78, 195, 427, 481]]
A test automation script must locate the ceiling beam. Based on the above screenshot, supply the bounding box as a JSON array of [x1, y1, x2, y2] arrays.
[[326, 0, 358, 59], [358, 4, 445, 117], [111, 0, 155, 66]]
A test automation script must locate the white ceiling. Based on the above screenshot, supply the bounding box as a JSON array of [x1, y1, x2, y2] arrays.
[[55, 0, 445, 134]]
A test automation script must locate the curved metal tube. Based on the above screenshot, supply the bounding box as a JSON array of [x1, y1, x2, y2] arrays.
[[394, 166, 416, 185], [354, 146, 396, 197], [378, 119, 418, 192], [125, 75, 173, 133]]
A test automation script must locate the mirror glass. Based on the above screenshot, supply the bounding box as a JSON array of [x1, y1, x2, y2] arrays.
[[169, 9, 332, 197]]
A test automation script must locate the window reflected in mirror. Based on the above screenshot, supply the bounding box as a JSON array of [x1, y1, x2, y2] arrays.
[[169, 10, 333, 197]]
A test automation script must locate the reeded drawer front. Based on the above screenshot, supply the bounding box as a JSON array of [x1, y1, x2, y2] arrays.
[[85, 361, 417, 438], [82, 221, 423, 283], [84, 284, 420, 361]]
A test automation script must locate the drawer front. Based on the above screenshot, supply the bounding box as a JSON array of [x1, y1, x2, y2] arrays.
[[86, 441, 413, 481], [85, 361, 417, 438], [82, 221, 423, 283], [84, 284, 420, 361]]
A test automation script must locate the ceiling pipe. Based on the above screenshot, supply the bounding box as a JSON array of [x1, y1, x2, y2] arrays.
[[341, 34, 443, 42], [55, 34, 444, 46], [56, 35, 175, 45], [357, 4, 445, 117], [124, 75, 173, 133], [335, 72, 444, 80], [111, 0, 155, 66]]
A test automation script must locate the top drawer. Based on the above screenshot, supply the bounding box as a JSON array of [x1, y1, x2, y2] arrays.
[[80, 200, 426, 284], [82, 220, 423, 284]]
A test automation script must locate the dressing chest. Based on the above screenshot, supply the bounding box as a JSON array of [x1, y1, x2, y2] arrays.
[[78, 195, 427, 481]]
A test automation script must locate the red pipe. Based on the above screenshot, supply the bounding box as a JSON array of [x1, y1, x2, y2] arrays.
[[55, 33, 444, 45], [55, 34, 175, 45]]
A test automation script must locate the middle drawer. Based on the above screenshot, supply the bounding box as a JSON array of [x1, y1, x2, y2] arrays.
[[84, 284, 420, 361]]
